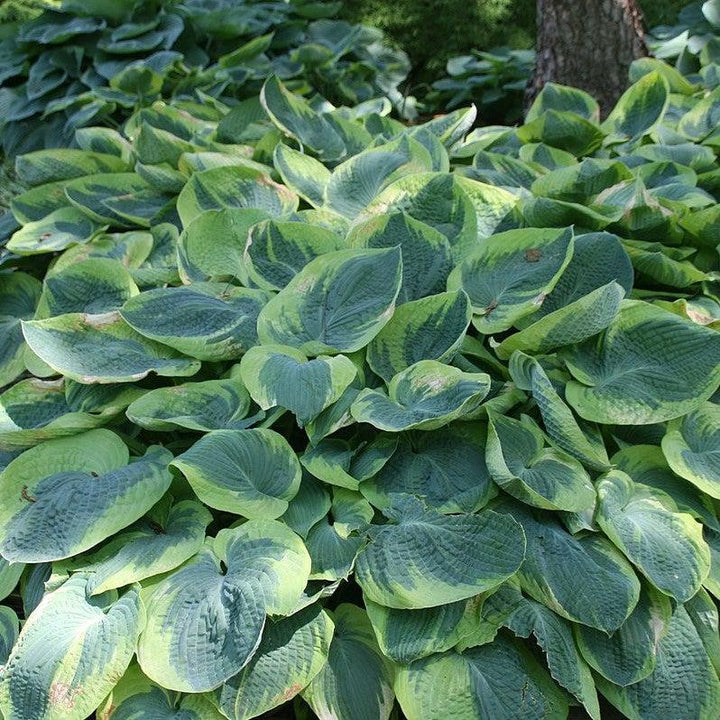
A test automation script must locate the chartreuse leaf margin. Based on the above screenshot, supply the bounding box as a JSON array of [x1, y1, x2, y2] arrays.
[[0, 22, 720, 720]]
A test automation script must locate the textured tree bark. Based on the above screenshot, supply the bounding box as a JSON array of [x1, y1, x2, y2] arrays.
[[527, 0, 648, 117]]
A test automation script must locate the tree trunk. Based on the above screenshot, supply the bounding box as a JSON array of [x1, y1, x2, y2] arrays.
[[527, 0, 648, 117]]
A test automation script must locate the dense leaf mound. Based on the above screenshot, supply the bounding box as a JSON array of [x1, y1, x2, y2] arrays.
[[0, 34, 720, 720]]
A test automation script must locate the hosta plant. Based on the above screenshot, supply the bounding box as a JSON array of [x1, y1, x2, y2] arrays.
[[0, 0, 412, 157], [0, 63, 720, 720]]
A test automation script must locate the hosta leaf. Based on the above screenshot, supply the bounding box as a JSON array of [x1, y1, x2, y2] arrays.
[[575, 584, 672, 686], [301, 604, 394, 720], [596, 604, 720, 720], [176, 165, 298, 227], [447, 227, 574, 334], [347, 212, 452, 303], [63, 500, 212, 596], [366, 290, 471, 382], [395, 633, 569, 720], [325, 136, 433, 218], [564, 301, 720, 424], [517, 109, 605, 156], [596, 470, 710, 602], [331, 488, 373, 538], [121, 284, 268, 361], [530, 159, 632, 204], [492, 584, 600, 720], [22, 312, 201, 383], [218, 604, 334, 720], [257, 248, 402, 355], [126, 374, 254, 431], [509, 352, 610, 470], [36, 258, 138, 318], [244, 220, 345, 291], [260, 75, 345, 161], [662, 402, 720, 499], [486, 413, 596, 512], [355, 497, 525, 609], [525, 231, 633, 316], [282, 474, 332, 538], [65, 173, 171, 228], [10, 181, 70, 224], [306, 517, 365, 581], [273, 143, 330, 207], [0, 576, 143, 720], [177, 208, 270, 284], [97, 664, 224, 720], [0, 272, 42, 388], [497, 499, 640, 632], [686, 587, 720, 674], [137, 521, 310, 692], [7, 208, 103, 255], [351, 360, 490, 432], [300, 435, 398, 492], [0, 430, 172, 562], [612, 444, 720, 532], [360, 428, 495, 513], [496, 282, 624, 360], [54, 230, 154, 272], [0, 606, 18, 666], [361, 173, 477, 260], [0, 377, 136, 450], [0, 556, 23, 602], [602, 71, 670, 139], [15, 149, 128, 187], [240, 345, 357, 425], [526, 82, 600, 122], [171, 429, 301, 519], [365, 597, 480, 664]]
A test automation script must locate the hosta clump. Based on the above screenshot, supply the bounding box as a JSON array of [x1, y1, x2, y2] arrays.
[[0, 0, 412, 157], [1, 64, 720, 720]]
